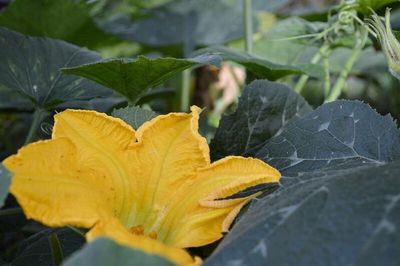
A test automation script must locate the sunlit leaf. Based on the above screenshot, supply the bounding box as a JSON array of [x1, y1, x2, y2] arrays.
[[62, 54, 220, 103], [0, 0, 117, 49]]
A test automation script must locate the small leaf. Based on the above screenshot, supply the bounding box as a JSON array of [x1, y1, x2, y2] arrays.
[[197, 47, 325, 80], [205, 160, 400, 266], [211, 80, 312, 161], [0, 164, 11, 208], [62, 238, 175, 266], [112, 106, 157, 129], [62, 54, 220, 103], [0, 0, 117, 49], [11, 227, 85, 266], [0, 27, 111, 109]]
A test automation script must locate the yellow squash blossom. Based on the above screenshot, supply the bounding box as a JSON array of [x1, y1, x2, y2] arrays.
[[3, 106, 280, 265]]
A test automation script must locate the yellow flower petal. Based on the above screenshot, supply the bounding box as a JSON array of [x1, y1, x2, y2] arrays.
[[52, 109, 139, 222], [87, 218, 201, 266], [3, 139, 113, 228], [158, 156, 281, 248], [125, 106, 210, 228]]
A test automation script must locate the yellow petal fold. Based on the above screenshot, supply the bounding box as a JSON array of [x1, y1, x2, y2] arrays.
[[125, 106, 210, 228], [87, 219, 201, 266], [158, 156, 281, 248]]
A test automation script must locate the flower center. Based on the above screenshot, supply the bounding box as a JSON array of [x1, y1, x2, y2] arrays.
[[129, 225, 158, 239]]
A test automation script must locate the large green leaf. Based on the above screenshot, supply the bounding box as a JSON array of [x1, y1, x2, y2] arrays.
[[211, 80, 312, 161], [63, 54, 220, 103], [357, 0, 398, 13], [255, 100, 400, 178], [111, 106, 157, 129], [11, 227, 85, 266], [0, 164, 11, 208], [62, 238, 174, 266], [102, 0, 254, 47], [0, 27, 111, 109], [197, 46, 324, 81], [206, 97, 400, 265], [0, 0, 116, 49], [250, 17, 323, 65], [205, 160, 400, 266]]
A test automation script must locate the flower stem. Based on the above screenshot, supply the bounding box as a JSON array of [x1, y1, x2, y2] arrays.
[[24, 108, 48, 144], [294, 43, 330, 93], [243, 0, 253, 53], [48, 232, 63, 266], [0, 207, 22, 217], [325, 30, 367, 102]]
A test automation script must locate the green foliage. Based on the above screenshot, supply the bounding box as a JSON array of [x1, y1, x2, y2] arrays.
[[62, 238, 175, 266], [197, 47, 325, 80], [211, 80, 312, 160], [112, 106, 157, 129], [11, 228, 85, 266], [0, 27, 110, 109], [207, 82, 400, 265], [0, 164, 11, 208], [63, 54, 220, 103], [0, 0, 117, 49], [357, 0, 399, 13]]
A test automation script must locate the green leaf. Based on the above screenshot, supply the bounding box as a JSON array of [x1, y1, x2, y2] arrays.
[[205, 160, 400, 266], [11, 227, 85, 266], [0, 27, 111, 109], [206, 98, 400, 265], [250, 17, 324, 65], [112, 106, 157, 129], [211, 80, 312, 161], [62, 238, 175, 266], [102, 0, 254, 47], [357, 0, 398, 13], [197, 46, 325, 81], [62, 54, 220, 103], [0, 0, 117, 49], [255, 100, 400, 178], [0, 164, 11, 208]]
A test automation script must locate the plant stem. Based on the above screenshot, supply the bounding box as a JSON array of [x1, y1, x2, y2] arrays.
[[325, 30, 367, 102], [294, 43, 330, 93], [180, 69, 191, 111], [24, 108, 48, 144], [48, 233, 63, 266], [243, 0, 253, 53], [67, 226, 86, 237], [0, 207, 23, 217], [322, 48, 332, 98]]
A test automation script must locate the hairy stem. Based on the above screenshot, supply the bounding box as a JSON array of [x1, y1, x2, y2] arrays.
[[325, 30, 367, 102], [24, 108, 48, 145]]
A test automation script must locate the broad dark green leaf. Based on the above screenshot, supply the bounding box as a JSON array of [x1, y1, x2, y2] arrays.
[[357, 0, 398, 13], [255, 100, 400, 178], [205, 160, 400, 266], [0, 0, 116, 49], [112, 106, 157, 129], [102, 0, 254, 47], [0, 27, 111, 109], [0, 164, 11, 208], [62, 54, 220, 103], [62, 238, 174, 266], [0, 84, 33, 110], [197, 46, 324, 81], [211, 80, 312, 161], [11, 227, 85, 266]]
